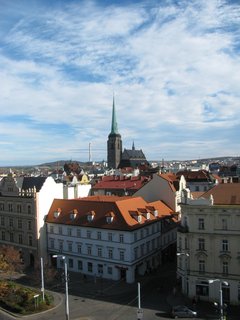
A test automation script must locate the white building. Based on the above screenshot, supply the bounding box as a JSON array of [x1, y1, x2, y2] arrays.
[[134, 173, 190, 213], [46, 195, 177, 283], [177, 183, 240, 305], [0, 175, 63, 266]]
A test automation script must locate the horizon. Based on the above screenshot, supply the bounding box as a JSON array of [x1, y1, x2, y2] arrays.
[[0, 0, 240, 166]]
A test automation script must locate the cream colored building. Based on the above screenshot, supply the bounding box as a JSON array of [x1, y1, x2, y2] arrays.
[[0, 175, 63, 267], [177, 183, 240, 305]]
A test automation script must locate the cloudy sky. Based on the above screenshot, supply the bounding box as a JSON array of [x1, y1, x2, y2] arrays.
[[0, 0, 240, 166]]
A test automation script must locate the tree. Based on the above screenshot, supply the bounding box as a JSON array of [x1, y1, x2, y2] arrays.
[[0, 245, 23, 278]]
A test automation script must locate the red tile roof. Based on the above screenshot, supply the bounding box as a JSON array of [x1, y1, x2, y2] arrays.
[[92, 175, 149, 191], [201, 183, 240, 205], [46, 195, 174, 231]]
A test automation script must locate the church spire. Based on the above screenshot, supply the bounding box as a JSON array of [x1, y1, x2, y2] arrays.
[[132, 141, 135, 150], [111, 95, 118, 134]]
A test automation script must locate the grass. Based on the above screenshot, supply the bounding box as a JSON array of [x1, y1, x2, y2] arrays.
[[0, 280, 54, 315]]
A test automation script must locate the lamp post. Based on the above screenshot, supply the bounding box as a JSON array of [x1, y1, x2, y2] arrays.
[[209, 279, 228, 320], [40, 257, 45, 302], [177, 252, 189, 295], [53, 255, 69, 320]]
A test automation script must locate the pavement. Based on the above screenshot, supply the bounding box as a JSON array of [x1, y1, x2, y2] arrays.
[[2, 262, 240, 319]]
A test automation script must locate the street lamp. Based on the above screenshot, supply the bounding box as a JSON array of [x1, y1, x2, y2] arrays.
[[40, 257, 45, 302], [177, 252, 189, 295], [53, 255, 69, 320], [209, 279, 228, 320]]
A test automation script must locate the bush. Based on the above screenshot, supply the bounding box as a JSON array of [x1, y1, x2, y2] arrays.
[[0, 280, 54, 314]]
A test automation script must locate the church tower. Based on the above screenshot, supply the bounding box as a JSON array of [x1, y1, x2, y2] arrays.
[[107, 96, 122, 169]]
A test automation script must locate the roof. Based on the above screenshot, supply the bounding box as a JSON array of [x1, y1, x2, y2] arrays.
[[176, 170, 214, 182], [46, 195, 175, 231], [16, 177, 47, 192], [201, 183, 240, 205], [158, 173, 180, 192], [92, 175, 149, 191], [121, 148, 146, 160]]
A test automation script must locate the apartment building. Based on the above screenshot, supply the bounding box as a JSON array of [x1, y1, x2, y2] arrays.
[[46, 195, 177, 283], [177, 183, 240, 305], [0, 174, 63, 266]]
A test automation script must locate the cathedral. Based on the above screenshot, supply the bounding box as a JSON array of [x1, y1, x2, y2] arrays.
[[107, 97, 149, 169]]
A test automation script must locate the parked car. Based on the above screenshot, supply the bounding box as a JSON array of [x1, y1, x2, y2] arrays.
[[171, 305, 197, 318]]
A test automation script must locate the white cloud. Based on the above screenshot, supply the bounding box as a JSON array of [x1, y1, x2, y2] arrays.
[[0, 0, 239, 165]]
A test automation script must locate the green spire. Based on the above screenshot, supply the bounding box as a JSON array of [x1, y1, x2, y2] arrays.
[[111, 95, 119, 134]]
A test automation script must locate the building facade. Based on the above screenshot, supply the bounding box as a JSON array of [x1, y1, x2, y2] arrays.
[[177, 183, 240, 305], [46, 195, 177, 283], [0, 175, 63, 267]]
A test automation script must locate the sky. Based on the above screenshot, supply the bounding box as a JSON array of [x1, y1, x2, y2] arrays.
[[0, 0, 240, 166]]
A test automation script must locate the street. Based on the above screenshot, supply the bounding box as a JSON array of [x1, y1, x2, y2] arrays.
[[1, 261, 239, 320]]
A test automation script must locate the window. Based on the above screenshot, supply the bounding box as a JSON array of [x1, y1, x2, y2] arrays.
[[9, 218, 13, 227], [68, 228, 72, 236], [97, 247, 102, 257], [78, 260, 83, 270], [223, 261, 228, 275], [50, 225, 54, 233], [141, 244, 144, 255], [10, 232, 14, 242], [29, 235, 33, 246], [77, 244, 82, 254], [195, 186, 200, 191], [0, 203, 4, 211], [8, 203, 13, 212], [87, 230, 91, 239], [178, 237, 182, 250], [59, 241, 63, 252], [77, 229, 81, 237], [2, 231, 5, 240], [87, 262, 93, 272], [198, 238, 205, 251], [119, 234, 124, 243], [184, 237, 188, 250], [68, 242, 72, 252], [97, 232, 101, 240], [146, 228, 149, 236], [1, 216, 4, 226], [134, 232, 137, 242], [140, 229, 144, 239], [28, 220, 32, 230], [50, 239, 55, 249], [18, 234, 23, 244], [87, 246, 92, 255], [108, 233, 112, 241], [18, 219, 22, 229], [198, 218, 205, 230], [17, 204, 22, 213], [98, 264, 103, 274], [222, 218, 227, 230], [119, 251, 125, 261], [199, 260, 205, 274], [107, 267, 112, 274], [222, 240, 229, 252], [27, 205, 31, 214], [68, 258, 73, 268], [59, 226, 62, 235], [146, 241, 150, 252], [134, 247, 138, 259], [108, 249, 113, 259]]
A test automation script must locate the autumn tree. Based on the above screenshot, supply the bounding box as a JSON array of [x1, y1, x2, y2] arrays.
[[0, 245, 23, 278]]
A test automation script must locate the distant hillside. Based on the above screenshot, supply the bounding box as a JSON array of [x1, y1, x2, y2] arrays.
[[39, 160, 86, 168]]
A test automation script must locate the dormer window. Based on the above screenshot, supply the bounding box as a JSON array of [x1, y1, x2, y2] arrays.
[[87, 210, 95, 222], [54, 208, 62, 218], [137, 215, 142, 223], [105, 211, 115, 224], [70, 209, 78, 220], [153, 210, 158, 217]]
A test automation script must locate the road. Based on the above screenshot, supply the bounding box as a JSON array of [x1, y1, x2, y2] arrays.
[[1, 261, 239, 320]]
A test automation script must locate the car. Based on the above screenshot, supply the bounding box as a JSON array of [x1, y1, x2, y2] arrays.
[[171, 305, 197, 318]]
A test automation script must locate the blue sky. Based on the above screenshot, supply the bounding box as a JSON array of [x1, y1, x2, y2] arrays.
[[0, 0, 240, 166]]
